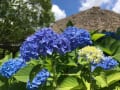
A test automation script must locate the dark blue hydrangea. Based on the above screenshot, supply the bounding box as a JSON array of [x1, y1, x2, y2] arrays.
[[20, 41, 39, 61], [20, 28, 58, 61], [0, 57, 26, 78], [36, 28, 58, 56], [20, 27, 71, 61], [91, 56, 118, 72], [54, 34, 71, 54], [26, 69, 50, 90], [62, 26, 92, 50]]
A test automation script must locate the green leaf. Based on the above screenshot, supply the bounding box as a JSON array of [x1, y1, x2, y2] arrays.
[[14, 64, 34, 82], [112, 53, 120, 62], [107, 71, 120, 85], [78, 58, 89, 66], [92, 33, 105, 41], [29, 64, 42, 82], [114, 86, 120, 90], [57, 77, 80, 90], [95, 37, 120, 56], [82, 77, 90, 90], [0, 53, 12, 65], [0, 80, 5, 87], [99, 47, 112, 55], [94, 74, 108, 88], [44, 58, 52, 71], [67, 59, 77, 66]]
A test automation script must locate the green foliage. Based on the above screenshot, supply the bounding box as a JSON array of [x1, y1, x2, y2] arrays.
[[14, 64, 35, 82], [0, 0, 54, 43], [113, 54, 120, 62], [93, 35, 120, 56], [107, 71, 120, 86], [57, 76, 84, 90], [91, 33, 105, 41], [66, 20, 74, 27], [0, 53, 12, 65], [0, 30, 120, 90]]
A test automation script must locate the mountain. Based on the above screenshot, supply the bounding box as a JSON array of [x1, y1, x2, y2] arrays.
[[52, 7, 120, 33]]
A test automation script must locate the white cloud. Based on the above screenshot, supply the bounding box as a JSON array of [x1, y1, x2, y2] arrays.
[[112, 0, 120, 13], [52, 4, 66, 21], [79, 0, 113, 11]]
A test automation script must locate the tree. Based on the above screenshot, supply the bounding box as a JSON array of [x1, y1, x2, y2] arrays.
[[0, 0, 55, 57], [66, 20, 74, 27]]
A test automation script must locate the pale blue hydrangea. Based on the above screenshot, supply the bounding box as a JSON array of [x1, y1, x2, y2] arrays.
[[0, 57, 26, 78], [91, 56, 118, 72], [26, 69, 50, 90]]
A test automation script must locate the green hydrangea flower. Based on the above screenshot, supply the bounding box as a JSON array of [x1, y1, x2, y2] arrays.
[[78, 46, 104, 63]]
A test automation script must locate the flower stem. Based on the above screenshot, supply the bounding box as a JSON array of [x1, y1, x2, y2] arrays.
[[52, 56, 57, 90], [89, 63, 94, 90]]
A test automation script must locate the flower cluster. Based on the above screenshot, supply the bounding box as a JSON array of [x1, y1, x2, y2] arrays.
[[91, 56, 118, 71], [20, 28, 71, 61], [78, 46, 104, 63], [0, 57, 25, 78], [62, 26, 92, 50], [26, 69, 50, 90], [34, 28, 59, 56], [20, 28, 57, 61]]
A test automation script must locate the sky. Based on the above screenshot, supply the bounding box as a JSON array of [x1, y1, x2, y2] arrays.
[[51, 0, 120, 21]]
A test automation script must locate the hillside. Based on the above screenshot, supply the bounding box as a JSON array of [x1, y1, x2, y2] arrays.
[[52, 7, 120, 33]]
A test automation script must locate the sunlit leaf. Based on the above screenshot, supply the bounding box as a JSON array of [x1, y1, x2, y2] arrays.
[[14, 64, 34, 82], [92, 33, 105, 41], [107, 71, 120, 85], [94, 74, 108, 88], [57, 77, 81, 90]]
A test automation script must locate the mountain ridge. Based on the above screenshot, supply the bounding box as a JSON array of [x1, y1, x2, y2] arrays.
[[52, 7, 120, 33]]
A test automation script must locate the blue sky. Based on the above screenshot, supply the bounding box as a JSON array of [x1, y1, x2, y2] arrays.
[[52, 0, 81, 16], [51, 0, 120, 21]]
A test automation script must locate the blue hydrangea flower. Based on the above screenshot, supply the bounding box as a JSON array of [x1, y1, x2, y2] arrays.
[[26, 69, 50, 90], [20, 41, 39, 61], [0, 57, 26, 78], [54, 34, 71, 54], [62, 26, 92, 50], [20, 27, 71, 61], [20, 28, 58, 61], [91, 56, 118, 72]]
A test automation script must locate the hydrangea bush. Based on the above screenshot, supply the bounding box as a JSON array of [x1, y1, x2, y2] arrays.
[[0, 26, 119, 90]]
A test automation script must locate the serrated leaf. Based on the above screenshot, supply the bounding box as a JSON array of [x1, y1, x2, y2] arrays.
[[0, 80, 5, 87], [95, 37, 120, 56], [57, 77, 80, 90], [14, 64, 34, 82], [107, 72, 120, 85], [94, 75, 108, 88], [67, 59, 77, 66], [29, 64, 42, 82], [114, 86, 120, 90], [0, 54, 12, 65], [82, 77, 90, 90], [92, 33, 105, 41], [99, 47, 112, 55], [112, 53, 120, 62]]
